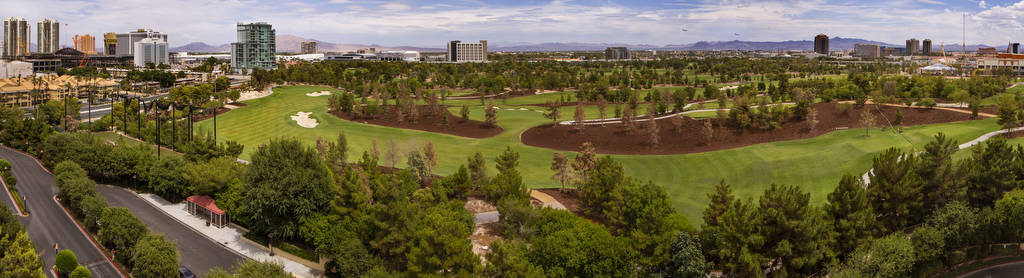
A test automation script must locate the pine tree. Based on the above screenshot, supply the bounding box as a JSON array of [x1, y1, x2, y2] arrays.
[[460, 105, 470, 122], [860, 109, 877, 136], [621, 106, 634, 133], [571, 142, 597, 187], [702, 121, 714, 145], [756, 184, 833, 277], [485, 101, 498, 127], [868, 148, 923, 234], [574, 102, 586, 131], [423, 141, 437, 173], [647, 113, 660, 147], [826, 174, 875, 260], [1, 231, 44, 278], [550, 152, 573, 191]]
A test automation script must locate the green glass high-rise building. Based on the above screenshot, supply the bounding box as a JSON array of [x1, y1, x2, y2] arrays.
[[231, 22, 275, 73]]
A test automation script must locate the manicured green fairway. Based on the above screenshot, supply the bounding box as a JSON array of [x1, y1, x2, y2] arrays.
[[93, 131, 184, 158], [198, 85, 1000, 225]]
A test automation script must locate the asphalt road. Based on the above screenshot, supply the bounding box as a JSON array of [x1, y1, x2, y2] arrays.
[[96, 184, 246, 276], [959, 261, 1024, 278], [0, 146, 123, 278]]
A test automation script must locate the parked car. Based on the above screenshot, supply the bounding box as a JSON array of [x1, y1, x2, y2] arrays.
[[179, 267, 196, 278]]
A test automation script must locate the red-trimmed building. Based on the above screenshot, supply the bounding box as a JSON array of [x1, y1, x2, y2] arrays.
[[186, 195, 229, 228]]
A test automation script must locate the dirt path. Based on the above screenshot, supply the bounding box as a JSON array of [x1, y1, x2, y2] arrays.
[[530, 190, 567, 210], [557, 100, 791, 126], [867, 101, 997, 118]]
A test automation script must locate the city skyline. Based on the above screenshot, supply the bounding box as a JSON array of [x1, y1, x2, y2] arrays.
[[4, 0, 1024, 48]]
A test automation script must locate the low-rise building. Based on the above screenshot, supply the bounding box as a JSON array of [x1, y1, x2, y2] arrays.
[[977, 53, 1024, 74], [0, 60, 32, 78], [378, 50, 420, 62]]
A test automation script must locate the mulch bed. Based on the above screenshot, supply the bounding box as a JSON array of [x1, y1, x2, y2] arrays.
[[330, 105, 503, 139], [522, 103, 979, 155]]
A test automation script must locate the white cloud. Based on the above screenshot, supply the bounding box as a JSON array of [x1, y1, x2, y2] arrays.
[[9, 0, 1024, 48], [980, 0, 987, 8]]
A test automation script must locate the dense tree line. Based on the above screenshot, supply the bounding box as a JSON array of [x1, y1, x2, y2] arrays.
[[250, 57, 845, 95], [699, 133, 1024, 277]]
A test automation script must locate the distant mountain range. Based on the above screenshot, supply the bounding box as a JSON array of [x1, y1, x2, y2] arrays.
[[167, 35, 998, 53], [170, 34, 444, 53]]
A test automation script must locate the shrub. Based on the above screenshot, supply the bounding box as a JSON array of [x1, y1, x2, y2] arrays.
[[69, 266, 92, 278], [56, 249, 78, 275], [917, 98, 937, 108]]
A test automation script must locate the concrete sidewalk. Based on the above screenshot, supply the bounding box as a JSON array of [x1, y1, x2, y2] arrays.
[[135, 193, 321, 277]]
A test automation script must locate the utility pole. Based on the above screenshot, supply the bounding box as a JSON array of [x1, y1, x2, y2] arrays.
[[156, 102, 161, 158], [171, 104, 176, 149]]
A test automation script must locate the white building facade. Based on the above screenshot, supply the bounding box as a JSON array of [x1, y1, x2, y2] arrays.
[[115, 29, 168, 57], [133, 37, 169, 67], [446, 40, 487, 62]]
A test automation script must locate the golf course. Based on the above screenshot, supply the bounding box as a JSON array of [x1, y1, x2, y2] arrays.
[[198, 85, 1002, 224]]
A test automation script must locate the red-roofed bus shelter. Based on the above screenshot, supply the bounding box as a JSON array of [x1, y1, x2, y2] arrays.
[[186, 195, 229, 228]]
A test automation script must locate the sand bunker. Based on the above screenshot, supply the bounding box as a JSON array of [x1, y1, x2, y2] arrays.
[[238, 88, 273, 101], [306, 91, 332, 97], [290, 112, 318, 128]]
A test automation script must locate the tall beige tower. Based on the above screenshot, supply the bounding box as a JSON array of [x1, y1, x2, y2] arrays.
[[74, 34, 96, 54], [37, 18, 59, 53], [3, 17, 29, 57]]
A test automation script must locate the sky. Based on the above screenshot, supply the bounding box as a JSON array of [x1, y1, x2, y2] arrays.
[[4, 0, 1024, 48]]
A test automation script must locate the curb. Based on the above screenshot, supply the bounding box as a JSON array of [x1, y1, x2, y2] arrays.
[[109, 185, 252, 261], [0, 175, 25, 216], [52, 195, 128, 278]]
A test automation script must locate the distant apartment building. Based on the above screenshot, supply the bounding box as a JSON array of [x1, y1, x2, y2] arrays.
[[854, 44, 880, 58], [103, 33, 117, 55], [74, 34, 96, 54], [3, 17, 29, 58], [231, 22, 276, 73], [115, 29, 168, 57], [906, 38, 920, 55], [37, 18, 59, 54], [605, 47, 630, 60], [446, 40, 487, 62], [133, 37, 168, 67], [922, 39, 932, 55], [814, 34, 829, 55], [978, 47, 998, 55], [300, 41, 317, 54]]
